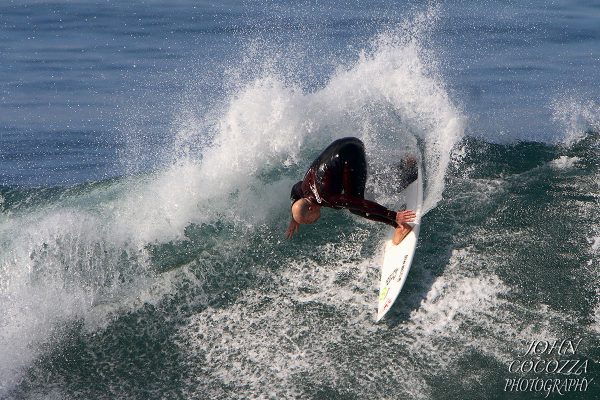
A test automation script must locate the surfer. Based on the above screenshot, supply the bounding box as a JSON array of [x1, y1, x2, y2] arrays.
[[286, 137, 417, 244]]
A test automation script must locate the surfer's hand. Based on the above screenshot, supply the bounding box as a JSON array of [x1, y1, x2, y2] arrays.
[[396, 210, 416, 225], [286, 219, 300, 239]]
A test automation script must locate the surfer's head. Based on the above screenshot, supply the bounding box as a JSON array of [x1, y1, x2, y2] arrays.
[[291, 198, 321, 224]]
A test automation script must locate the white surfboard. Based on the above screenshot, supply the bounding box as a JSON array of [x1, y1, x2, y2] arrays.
[[376, 163, 423, 322]]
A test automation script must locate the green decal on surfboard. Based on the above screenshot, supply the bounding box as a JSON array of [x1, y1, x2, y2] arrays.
[[379, 287, 389, 301]]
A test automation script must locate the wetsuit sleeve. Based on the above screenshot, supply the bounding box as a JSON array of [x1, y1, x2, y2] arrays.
[[290, 181, 303, 206], [326, 194, 398, 227]]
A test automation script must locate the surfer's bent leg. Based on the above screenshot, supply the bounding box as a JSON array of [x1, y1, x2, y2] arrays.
[[339, 140, 393, 224], [339, 140, 367, 199], [344, 143, 412, 244], [336, 140, 399, 227]]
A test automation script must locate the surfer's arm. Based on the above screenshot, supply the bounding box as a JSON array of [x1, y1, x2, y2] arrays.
[[327, 194, 399, 227], [286, 219, 300, 239]]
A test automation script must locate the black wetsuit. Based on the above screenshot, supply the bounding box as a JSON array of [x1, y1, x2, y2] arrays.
[[290, 137, 399, 228]]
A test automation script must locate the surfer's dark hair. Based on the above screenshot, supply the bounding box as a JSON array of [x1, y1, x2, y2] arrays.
[[290, 181, 303, 206]]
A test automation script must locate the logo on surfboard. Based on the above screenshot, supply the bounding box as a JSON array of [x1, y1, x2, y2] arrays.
[[386, 268, 399, 286], [397, 255, 408, 279]]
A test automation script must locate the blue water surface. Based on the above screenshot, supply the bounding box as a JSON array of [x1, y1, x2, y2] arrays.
[[1, 0, 599, 185]]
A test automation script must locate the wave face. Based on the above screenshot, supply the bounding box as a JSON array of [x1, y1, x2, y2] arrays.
[[2, 2, 600, 400]]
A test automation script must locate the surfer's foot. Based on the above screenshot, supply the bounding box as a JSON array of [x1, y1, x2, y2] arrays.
[[392, 223, 412, 245]]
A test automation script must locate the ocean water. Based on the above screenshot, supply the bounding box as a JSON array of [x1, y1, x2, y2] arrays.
[[1, 1, 599, 399]]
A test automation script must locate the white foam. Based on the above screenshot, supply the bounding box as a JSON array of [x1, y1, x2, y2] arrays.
[[591, 236, 600, 253], [549, 155, 581, 170], [551, 97, 600, 145], [176, 241, 575, 398], [400, 244, 587, 395], [0, 191, 189, 393], [176, 226, 432, 398]]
